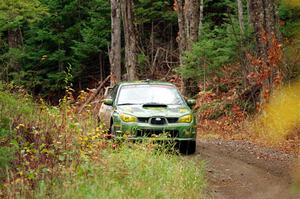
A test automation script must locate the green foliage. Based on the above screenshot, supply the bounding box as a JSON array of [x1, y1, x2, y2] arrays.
[[0, 146, 15, 175], [0, 118, 15, 176], [0, 0, 48, 83], [203, 0, 236, 26], [135, 0, 177, 24], [279, 0, 300, 78], [0, 92, 36, 179], [0, 0, 48, 31], [176, 0, 255, 82], [37, 144, 206, 199], [20, 0, 110, 95], [177, 23, 239, 81], [0, 0, 111, 97], [0, 85, 36, 121], [279, 0, 300, 37], [0, 84, 95, 196]]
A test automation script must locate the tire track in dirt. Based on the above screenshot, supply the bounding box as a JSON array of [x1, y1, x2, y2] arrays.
[[193, 139, 300, 199]]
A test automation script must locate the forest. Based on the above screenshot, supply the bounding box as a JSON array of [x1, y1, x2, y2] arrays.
[[0, 0, 300, 198], [0, 0, 298, 99]]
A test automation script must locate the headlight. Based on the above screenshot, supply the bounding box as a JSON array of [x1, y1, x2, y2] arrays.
[[178, 114, 193, 123], [120, 113, 137, 123]]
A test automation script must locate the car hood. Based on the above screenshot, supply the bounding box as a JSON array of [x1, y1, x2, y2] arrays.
[[116, 104, 191, 118]]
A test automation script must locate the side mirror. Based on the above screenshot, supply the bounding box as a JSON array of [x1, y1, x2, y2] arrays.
[[104, 86, 113, 97], [102, 98, 113, 106], [186, 99, 196, 106]]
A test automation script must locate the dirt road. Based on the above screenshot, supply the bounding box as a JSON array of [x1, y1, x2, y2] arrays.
[[194, 139, 300, 199]]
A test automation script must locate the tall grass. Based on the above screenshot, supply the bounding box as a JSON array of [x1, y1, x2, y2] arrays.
[[36, 144, 206, 199], [0, 84, 206, 198], [0, 85, 36, 181]]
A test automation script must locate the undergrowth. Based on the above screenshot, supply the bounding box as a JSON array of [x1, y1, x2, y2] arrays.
[[195, 4, 300, 152], [0, 83, 206, 198], [36, 144, 206, 199]]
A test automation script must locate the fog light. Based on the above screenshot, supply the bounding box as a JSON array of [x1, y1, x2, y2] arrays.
[[184, 130, 192, 136]]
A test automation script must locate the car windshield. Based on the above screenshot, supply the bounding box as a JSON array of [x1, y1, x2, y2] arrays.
[[117, 84, 185, 105]]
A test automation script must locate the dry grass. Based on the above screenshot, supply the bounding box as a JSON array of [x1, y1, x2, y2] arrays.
[[252, 79, 300, 143], [284, 0, 300, 8]]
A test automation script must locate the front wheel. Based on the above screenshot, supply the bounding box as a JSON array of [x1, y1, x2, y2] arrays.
[[179, 140, 196, 155]]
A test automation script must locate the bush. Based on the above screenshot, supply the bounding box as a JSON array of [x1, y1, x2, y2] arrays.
[[0, 84, 34, 181], [279, 1, 300, 78], [177, 22, 239, 81], [0, 84, 206, 198]]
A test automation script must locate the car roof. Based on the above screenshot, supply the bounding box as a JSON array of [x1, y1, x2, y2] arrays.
[[117, 80, 175, 87]]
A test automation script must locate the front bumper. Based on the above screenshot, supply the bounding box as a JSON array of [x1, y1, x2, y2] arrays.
[[113, 121, 196, 141]]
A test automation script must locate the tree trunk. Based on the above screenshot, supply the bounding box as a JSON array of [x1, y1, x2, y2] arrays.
[[110, 0, 122, 85], [176, 0, 187, 66], [121, 0, 138, 81], [7, 28, 22, 70], [7, 29, 20, 48], [249, 0, 266, 58], [248, 0, 281, 104], [237, 0, 248, 86], [184, 0, 200, 50], [237, 0, 245, 36], [99, 53, 104, 82], [175, 0, 200, 96], [177, 0, 200, 52], [249, 0, 280, 59], [199, 0, 204, 36]]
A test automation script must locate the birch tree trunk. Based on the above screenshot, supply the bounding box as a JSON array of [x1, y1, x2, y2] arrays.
[[184, 0, 200, 50], [121, 0, 138, 81], [175, 0, 200, 96], [199, 0, 204, 37], [176, 0, 187, 66], [110, 0, 122, 85], [237, 0, 245, 36]]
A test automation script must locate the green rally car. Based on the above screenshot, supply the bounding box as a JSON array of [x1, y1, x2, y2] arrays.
[[98, 80, 197, 154]]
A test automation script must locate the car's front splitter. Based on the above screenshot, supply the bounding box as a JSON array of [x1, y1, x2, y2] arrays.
[[113, 121, 197, 140]]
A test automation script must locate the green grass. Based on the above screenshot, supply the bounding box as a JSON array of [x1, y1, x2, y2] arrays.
[[36, 144, 206, 199], [0, 84, 206, 198], [0, 83, 39, 174], [0, 86, 27, 180], [0, 87, 36, 123]]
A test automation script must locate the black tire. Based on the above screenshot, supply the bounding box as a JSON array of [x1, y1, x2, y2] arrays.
[[110, 119, 118, 137], [110, 124, 115, 135], [179, 140, 196, 155]]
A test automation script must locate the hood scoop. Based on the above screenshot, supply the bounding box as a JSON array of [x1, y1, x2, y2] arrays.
[[142, 103, 168, 108]]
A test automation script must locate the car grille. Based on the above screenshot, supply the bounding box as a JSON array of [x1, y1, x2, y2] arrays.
[[137, 117, 149, 123], [136, 129, 179, 138], [150, 117, 166, 125], [166, 117, 178, 123], [137, 117, 178, 124]]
